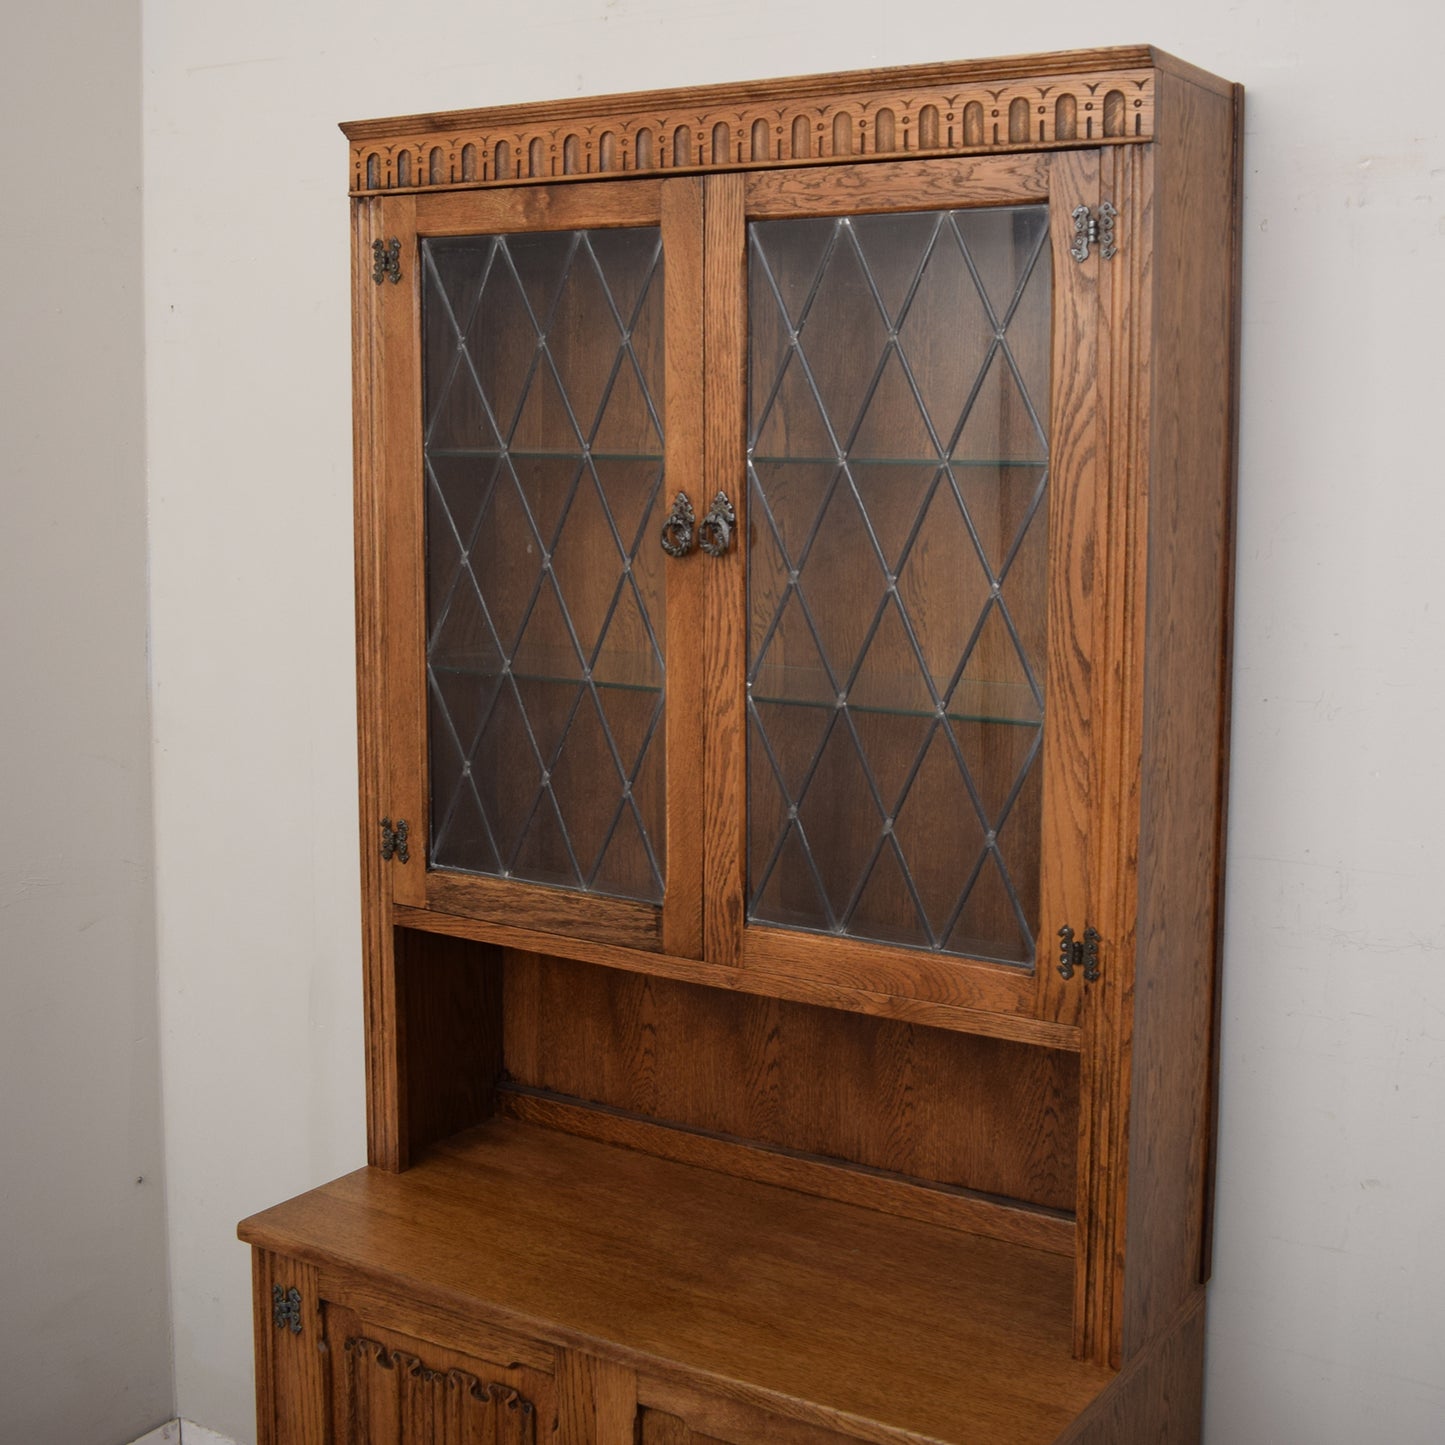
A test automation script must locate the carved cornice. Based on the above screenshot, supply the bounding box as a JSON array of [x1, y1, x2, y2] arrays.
[[343, 50, 1159, 196]]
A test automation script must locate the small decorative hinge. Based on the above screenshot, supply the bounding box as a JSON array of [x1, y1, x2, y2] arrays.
[[1057, 925, 1102, 982], [380, 817, 410, 863], [1070, 203, 1118, 263], [271, 1284, 303, 1335], [372, 237, 402, 284]]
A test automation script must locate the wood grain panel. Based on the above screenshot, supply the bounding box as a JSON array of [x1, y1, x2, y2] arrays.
[[395, 902, 1082, 1049], [342, 50, 1161, 196], [354, 197, 406, 1169], [1120, 72, 1239, 1361], [501, 952, 1078, 1210], [394, 927, 503, 1161], [742, 927, 1033, 1017], [1034, 150, 1103, 1033], [1058, 1293, 1205, 1445], [324, 1303, 549, 1445], [497, 1088, 1074, 1253], [373, 196, 429, 912], [701, 173, 749, 967], [426, 870, 660, 951], [251, 1251, 326, 1445], [745, 154, 1047, 217], [557, 1348, 638, 1444], [1069, 138, 1152, 1369], [660, 177, 707, 959], [415, 179, 663, 235], [318, 1271, 555, 1373], [640, 1385, 861, 1445], [241, 1119, 1115, 1445]]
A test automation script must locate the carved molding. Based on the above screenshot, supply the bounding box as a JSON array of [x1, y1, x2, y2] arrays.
[[344, 1336, 536, 1444], [345, 65, 1155, 196]]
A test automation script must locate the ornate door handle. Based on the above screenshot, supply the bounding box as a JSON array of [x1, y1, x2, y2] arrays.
[[660, 491, 696, 557], [698, 491, 736, 557]]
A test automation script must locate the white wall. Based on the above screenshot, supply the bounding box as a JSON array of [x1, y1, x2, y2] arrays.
[[141, 2, 1445, 1442], [0, 3, 173, 1443]]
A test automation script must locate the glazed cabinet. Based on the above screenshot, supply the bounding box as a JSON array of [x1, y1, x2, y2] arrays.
[[242, 46, 1241, 1445]]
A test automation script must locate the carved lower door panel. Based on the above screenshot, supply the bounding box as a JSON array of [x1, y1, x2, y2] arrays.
[[323, 1304, 555, 1445]]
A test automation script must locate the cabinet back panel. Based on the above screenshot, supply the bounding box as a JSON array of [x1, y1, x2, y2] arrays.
[[502, 949, 1076, 1210]]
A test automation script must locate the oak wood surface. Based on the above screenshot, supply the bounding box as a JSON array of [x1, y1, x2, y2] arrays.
[[1057, 1292, 1205, 1445], [496, 1087, 1075, 1254], [426, 870, 662, 951], [393, 908, 1082, 1050], [639, 1383, 862, 1445], [744, 154, 1048, 216], [324, 1303, 549, 1445], [340, 50, 1172, 203], [342, 49, 1165, 140], [415, 179, 664, 235], [558, 1349, 639, 1445], [700, 172, 748, 967], [394, 928, 502, 1158], [252, 1251, 326, 1445], [500, 950, 1077, 1212], [353, 197, 405, 1170], [1120, 70, 1239, 1360], [241, 1118, 1113, 1444], [659, 178, 707, 959]]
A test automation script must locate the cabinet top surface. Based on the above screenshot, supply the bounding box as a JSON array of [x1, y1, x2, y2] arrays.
[[341, 46, 1235, 197], [241, 1118, 1111, 1443]]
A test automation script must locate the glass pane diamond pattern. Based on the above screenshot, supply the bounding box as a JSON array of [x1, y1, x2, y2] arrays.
[[423, 228, 666, 903], [747, 206, 1051, 965]]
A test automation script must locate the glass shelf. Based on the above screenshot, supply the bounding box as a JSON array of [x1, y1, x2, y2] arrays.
[[429, 447, 663, 462], [431, 648, 662, 696], [749, 455, 1047, 469], [749, 663, 1040, 727]]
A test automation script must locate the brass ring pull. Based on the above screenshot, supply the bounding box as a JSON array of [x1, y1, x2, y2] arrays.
[[660, 492, 696, 557], [698, 491, 736, 557]]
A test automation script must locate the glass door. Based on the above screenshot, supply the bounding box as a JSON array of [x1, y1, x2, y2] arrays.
[[376, 181, 705, 955], [709, 155, 1105, 1020]]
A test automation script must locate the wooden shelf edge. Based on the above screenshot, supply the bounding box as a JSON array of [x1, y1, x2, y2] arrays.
[[496, 1086, 1076, 1256], [392, 903, 1082, 1051]]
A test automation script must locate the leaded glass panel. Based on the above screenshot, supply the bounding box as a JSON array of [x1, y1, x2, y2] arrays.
[[747, 205, 1051, 965], [422, 227, 667, 903]]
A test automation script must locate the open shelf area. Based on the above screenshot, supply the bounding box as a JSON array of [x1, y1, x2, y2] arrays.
[[240, 1117, 1110, 1444]]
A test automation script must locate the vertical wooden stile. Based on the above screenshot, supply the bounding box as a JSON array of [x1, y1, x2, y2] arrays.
[[660, 179, 707, 959], [701, 173, 748, 967]]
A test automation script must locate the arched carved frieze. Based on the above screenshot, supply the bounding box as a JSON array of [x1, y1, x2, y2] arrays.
[[345, 60, 1156, 195]]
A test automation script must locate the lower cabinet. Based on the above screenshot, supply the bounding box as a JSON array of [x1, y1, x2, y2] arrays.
[[252, 1248, 862, 1445]]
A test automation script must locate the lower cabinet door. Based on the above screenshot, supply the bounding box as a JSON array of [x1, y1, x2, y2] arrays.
[[325, 1306, 551, 1445], [252, 1249, 557, 1445]]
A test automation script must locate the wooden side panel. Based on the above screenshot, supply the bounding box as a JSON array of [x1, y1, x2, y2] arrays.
[[1120, 75, 1240, 1358], [502, 950, 1078, 1210], [394, 927, 503, 1158], [557, 1349, 639, 1444], [1057, 1294, 1205, 1445], [252, 1251, 326, 1445], [354, 197, 406, 1170], [1074, 135, 1155, 1368]]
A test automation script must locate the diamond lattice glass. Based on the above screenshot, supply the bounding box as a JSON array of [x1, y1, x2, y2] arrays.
[[422, 227, 667, 903], [747, 206, 1051, 964]]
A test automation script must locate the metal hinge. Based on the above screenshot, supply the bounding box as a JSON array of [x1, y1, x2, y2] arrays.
[[1070, 203, 1118, 263], [372, 237, 402, 284], [380, 817, 410, 863], [1057, 925, 1102, 982], [272, 1284, 303, 1335]]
